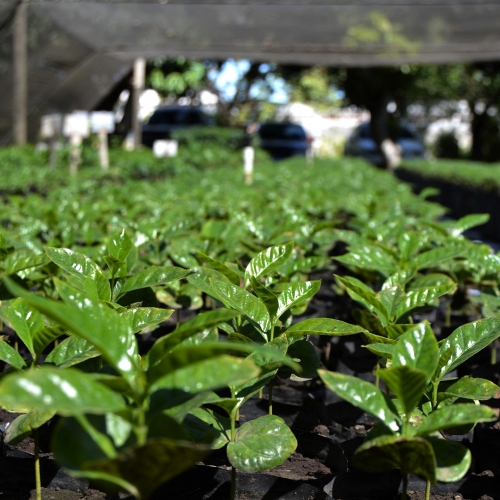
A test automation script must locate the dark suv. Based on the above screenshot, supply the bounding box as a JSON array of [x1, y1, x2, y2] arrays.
[[258, 122, 312, 160], [141, 106, 213, 147]]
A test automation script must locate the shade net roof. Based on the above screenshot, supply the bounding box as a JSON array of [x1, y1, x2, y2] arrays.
[[2, 0, 500, 142]]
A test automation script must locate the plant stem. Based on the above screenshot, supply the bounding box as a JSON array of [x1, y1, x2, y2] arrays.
[[445, 301, 451, 328], [258, 388, 263, 399], [432, 381, 439, 409], [425, 479, 431, 500], [34, 428, 41, 500], [401, 473, 408, 500], [230, 466, 237, 500], [268, 379, 273, 415], [491, 340, 497, 365]]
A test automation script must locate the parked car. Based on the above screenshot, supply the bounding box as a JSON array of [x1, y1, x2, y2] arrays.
[[344, 122, 427, 166], [141, 106, 214, 147], [257, 122, 313, 160]]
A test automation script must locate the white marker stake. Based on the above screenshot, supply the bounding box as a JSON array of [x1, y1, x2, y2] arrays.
[[98, 128, 109, 170], [63, 112, 89, 175], [90, 112, 114, 170], [244, 146, 254, 185], [69, 132, 82, 175]]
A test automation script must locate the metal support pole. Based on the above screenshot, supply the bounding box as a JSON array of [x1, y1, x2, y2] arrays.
[[132, 57, 145, 150], [13, 0, 27, 145]]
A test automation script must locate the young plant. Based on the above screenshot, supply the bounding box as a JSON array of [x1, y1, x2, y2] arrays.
[[319, 319, 500, 500]]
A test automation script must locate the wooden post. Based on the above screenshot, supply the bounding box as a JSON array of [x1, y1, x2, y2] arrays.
[[13, 0, 27, 145], [132, 57, 146, 150], [69, 132, 82, 175], [98, 128, 109, 170], [244, 146, 254, 185]]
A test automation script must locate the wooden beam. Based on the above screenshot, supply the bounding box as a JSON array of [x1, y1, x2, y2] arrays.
[[13, 0, 27, 145], [132, 57, 145, 150]]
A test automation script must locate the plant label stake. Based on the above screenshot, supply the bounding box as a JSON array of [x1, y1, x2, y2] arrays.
[[63, 111, 89, 175], [91, 112, 115, 170], [153, 139, 178, 158], [40, 114, 63, 168], [244, 146, 254, 185]]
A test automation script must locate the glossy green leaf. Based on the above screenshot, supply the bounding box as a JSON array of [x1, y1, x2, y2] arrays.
[[210, 278, 271, 333], [394, 284, 456, 321], [195, 252, 240, 287], [149, 353, 259, 393], [438, 376, 500, 402], [7, 298, 44, 359], [45, 247, 99, 280], [438, 318, 500, 379], [0, 367, 126, 415], [114, 266, 191, 299], [227, 414, 297, 472], [362, 331, 396, 345], [183, 407, 231, 448], [84, 270, 112, 302], [33, 325, 66, 357], [286, 318, 366, 338], [0, 339, 27, 370], [4, 277, 140, 390], [336, 275, 388, 325], [416, 404, 495, 436], [385, 324, 416, 340], [45, 336, 101, 368], [408, 273, 456, 291], [119, 307, 173, 335], [383, 268, 416, 290], [398, 231, 424, 262], [53, 416, 207, 500], [148, 309, 239, 363], [414, 245, 465, 271], [103, 255, 124, 277], [278, 339, 320, 380], [276, 280, 321, 317], [378, 285, 405, 320], [319, 370, 400, 431], [427, 437, 471, 482], [250, 277, 279, 319], [446, 214, 489, 237], [353, 435, 436, 483], [335, 244, 397, 277], [5, 410, 56, 445], [378, 366, 427, 415], [363, 342, 394, 359], [392, 322, 439, 383], [108, 229, 133, 263], [105, 413, 133, 448], [244, 242, 293, 284], [4, 252, 50, 275]]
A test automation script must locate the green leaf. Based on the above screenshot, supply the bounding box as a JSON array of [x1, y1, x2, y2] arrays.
[[4, 277, 140, 391], [148, 309, 239, 362], [7, 298, 44, 359], [378, 366, 427, 416], [276, 281, 321, 317], [114, 266, 191, 299], [438, 318, 500, 379], [363, 342, 394, 359], [319, 370, 400, 432], [53, 417, 207, 500], [335, 244, 397, 277], [250, 277, 279, 319], [148, 347, 260, 393], [183, 407, 231, 448], [3, 252, 50, 275], [84, 270, 112, 302], [378, 285, 405, 321], [0, 367, 126, 415], [394, 284, 456, 321], [119, 307, 173, 335], [427, 437, 471, 483], [362, 331, 396, 345], [210, 278, 271, 334], [5, 410, 56, 444], [45, 247, 99, 280], [33, 325, 66, 357], [408, 273, 456, 291], [244, 242, 293, 284], [352, 435, 436, 483], [195, 252, 240, 287], [0, 339, 27, 370], [438, 376, 500, 402], [278, 339, 320, 380], [414, 245, 466, 271], [286, 318, 366, 339], [336, 275, 389, 325], [45, 336, 101, 368], [108, 229, 133, 263], [392, 322, 439, 384], [446, 214, 490, 237], [398, 231, 424, 262], [416, 404, 495, 436], [227, 415, 297, 472]]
